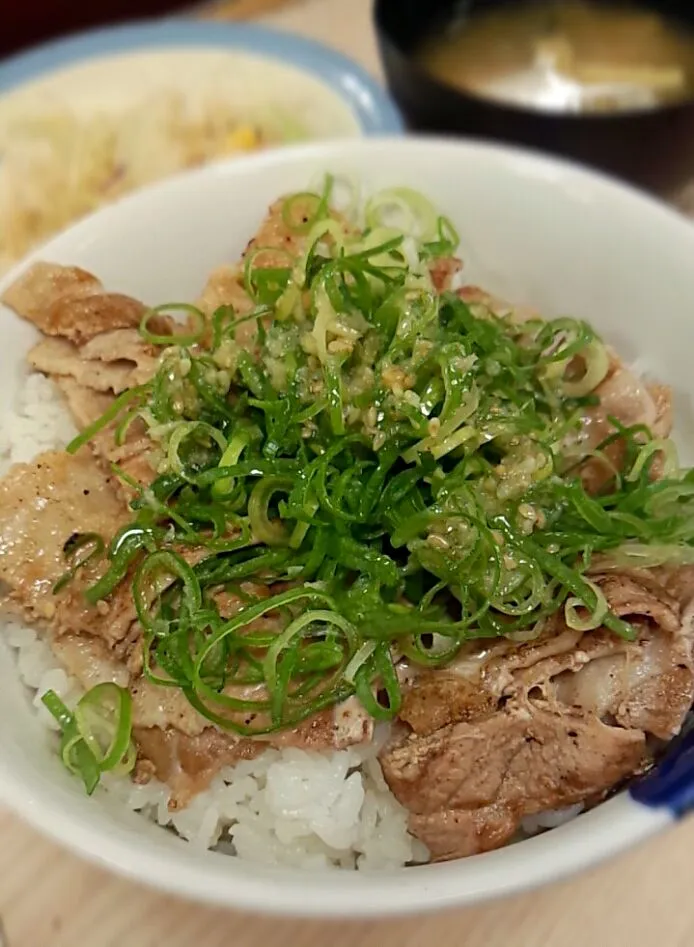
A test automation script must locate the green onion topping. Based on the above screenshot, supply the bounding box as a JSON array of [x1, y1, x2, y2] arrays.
[[42, 685, 135, 794], [52, 176, 694, 743]]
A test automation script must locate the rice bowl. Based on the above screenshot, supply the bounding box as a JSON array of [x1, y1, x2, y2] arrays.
[[0, 137, 692, 916]]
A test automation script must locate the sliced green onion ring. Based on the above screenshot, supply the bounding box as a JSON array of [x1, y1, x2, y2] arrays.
[[281, 182, 332, 234], [248, 477, 294, 546], [74, 682, 134, 770], [243, 247, 294, 305], [167, 421, 227, 479], [560, 340, 610, 397], [139, 303, 207, 347], [53, 532, 105, 594], [41, 684, 135, 795], [365, 187, 439, 241], [564, 579, 609, 631], [627, 438, 679, 482]]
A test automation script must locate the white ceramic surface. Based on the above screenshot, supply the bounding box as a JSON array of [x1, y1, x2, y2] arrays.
[[0, 137, 691, 918]]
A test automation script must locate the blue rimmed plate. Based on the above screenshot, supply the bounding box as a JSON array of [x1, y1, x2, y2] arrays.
[[0, 19, 403, 135]]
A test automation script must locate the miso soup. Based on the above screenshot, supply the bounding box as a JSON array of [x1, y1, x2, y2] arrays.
[[417, 1, 694, 113]]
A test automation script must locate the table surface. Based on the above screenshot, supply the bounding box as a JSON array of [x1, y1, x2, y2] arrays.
[[3, 1, 694, 944]]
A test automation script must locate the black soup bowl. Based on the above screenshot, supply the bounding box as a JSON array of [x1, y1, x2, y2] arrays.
[[374, 0, 694, 195]]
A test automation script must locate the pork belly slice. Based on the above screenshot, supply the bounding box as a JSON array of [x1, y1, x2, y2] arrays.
[[29, 329, 160, 395], [133, 697, 374, 812], [54, 377, 156, 498], [0, 450, 126, 619], [132, 727, 262, 809], [578, 359, 673, 494], [2, 262, 151, 344], [382, 569, 694, 861], [382, 703, 646, 860]]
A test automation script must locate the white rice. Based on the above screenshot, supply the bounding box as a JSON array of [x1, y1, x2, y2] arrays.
[[0, 371, 77, 475], [0, 373, 428, 870], [519, 805, 584, 836]]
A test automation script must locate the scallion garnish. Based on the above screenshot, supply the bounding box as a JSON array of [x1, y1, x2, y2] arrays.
[[42, 684, 135, 794], [54, 176, 694, 744]]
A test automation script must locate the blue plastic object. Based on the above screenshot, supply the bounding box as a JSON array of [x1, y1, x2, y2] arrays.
[[630, 726, 694, 816]]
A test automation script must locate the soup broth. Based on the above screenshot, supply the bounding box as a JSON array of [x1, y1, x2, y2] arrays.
[[417, 1, 694, 113]]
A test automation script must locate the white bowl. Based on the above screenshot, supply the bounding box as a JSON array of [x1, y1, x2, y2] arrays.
[[1, 137, 692, 918]]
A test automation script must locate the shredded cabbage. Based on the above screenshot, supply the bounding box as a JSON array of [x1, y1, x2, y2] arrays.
[[0, 94, 306, 271]]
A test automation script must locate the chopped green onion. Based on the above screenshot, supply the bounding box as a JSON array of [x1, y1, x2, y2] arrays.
[[139, 303, 207, 347], [74, 683, 134, 771], [365, 187, 440, 241], [66, 386, 146, 455], [560, 340, 610, 397], [627, 439, 679, 482], [166, 421, 227, 479], [243, 247, 294, 305], [248, 476, 294, 546], [58, 178, 694, 741], [41, 684, 135, 795], [565, 579, 609, 631], [53, 532, 105, 594]]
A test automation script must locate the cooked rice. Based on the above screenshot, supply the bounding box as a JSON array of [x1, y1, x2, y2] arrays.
[[0, 372, 77, 475]]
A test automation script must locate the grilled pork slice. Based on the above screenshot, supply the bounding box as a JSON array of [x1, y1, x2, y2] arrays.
[[383, 704, 646, 861], [132, 698, 374, 811], [0, 440, 375, 807], [3, 264, 167, 496], [37, 578, 374, 809], [578, 359, 672, 494], [132, 727, 262, 809], [52, 376, 156, 498], [0, 450, 127, 619], [28, 329, 160, 395], [381, 569, 694, 861], [2, 262, 151, 344]]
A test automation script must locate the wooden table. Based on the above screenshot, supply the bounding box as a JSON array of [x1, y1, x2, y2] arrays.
[[3, 1, 694, 944]]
